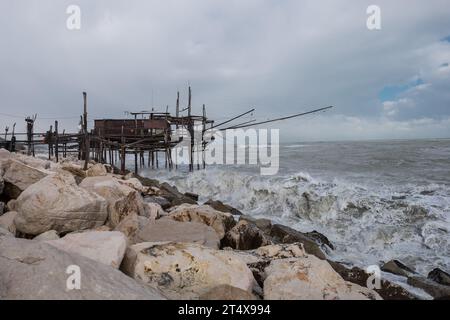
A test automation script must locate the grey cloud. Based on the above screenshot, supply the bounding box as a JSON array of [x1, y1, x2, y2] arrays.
[[0, 0, 450, 141]]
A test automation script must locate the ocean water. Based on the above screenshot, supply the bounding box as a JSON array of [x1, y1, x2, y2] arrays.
[[140, 139, 450, 281]]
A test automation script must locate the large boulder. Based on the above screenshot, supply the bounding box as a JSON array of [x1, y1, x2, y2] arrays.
[[239, 215, 272, 234], [0, 148, 11, 184], [228, 243, 310, 287], [0, 226, 13, 237], [13, 173, 108, 235], [117, 177, 146, 193], [205, 199, 243, 215], [121, 242, 256, 299], [0, 236, 166, 299], [2, 159, 49, 198], [0, 148, 11, 160], [14, 154, 52, 171], [133, 219, 221, 249], [158, 182, 197, 207], [86, 163, 107, 177], [270, 224, 328, 259], [264, 257, 382, 300], [428, 268, 450, 286], [79, 176, 134, 204], [381, 260, 416, 277], [33, 230, 60, 241], [222, 220, 271, 250], [327, 260, 416, 300], [0, 211, 17, 235], [46, 231, 127, 269], [144, 202, 165, 220], [166, 204, 236, 239], [407, 276, 450, 299], [114, 213, 149, 241], [145, 196, 171, 210], [199, 285, 257, 300], [108, 191, 148, 228], [79, 176, 147, 228], [60, 162, 86, 179]]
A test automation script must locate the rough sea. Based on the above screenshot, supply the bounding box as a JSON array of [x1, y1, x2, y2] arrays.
[[140, 139, 450, 296]]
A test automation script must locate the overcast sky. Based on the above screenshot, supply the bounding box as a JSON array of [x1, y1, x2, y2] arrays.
[[1, 0, 449, 141]]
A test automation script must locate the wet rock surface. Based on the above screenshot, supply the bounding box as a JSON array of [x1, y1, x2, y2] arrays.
[[407, 276, 450, 299], [205, 199, 243, 215], [239, 215, 272, 234], [222, 220, 272, 250], [381, 260, 417, 277], [428, 268, 450, 286], [328, 260, 416, 300], [269, 224, 328, 259]]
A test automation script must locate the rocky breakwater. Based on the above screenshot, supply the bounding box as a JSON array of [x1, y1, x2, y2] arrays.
[[0, 148, 446, 300]]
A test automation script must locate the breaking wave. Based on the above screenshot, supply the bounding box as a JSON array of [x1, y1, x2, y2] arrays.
[[143, 166, 450, 276]]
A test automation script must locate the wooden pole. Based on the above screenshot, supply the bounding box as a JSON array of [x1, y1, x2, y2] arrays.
[[48, 125, 53, 159], [11, 123, 16, 152], [188, 86, 194, 171], [63, 129, 67, 158], [78, 116, 83, 160], [202, 104, 206, 169], [188, 86, 191, 117], [134, 114, 138, 174], [175, 91, 179, 170], [121, 146, 126, 174], [54, 121, 59, 163], [83, 92, 89, 170]]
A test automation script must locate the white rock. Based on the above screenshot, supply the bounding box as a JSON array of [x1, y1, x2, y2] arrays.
[[46, 231, 127, 269], [122, 242, 256, 299], [166, 204, 236, 239], [108, 191, 148, 228], [264, 257, 382, 300], [144, 202, 164, 220], [14, 153, 52, 170], [0, 211, 17, 235], [118, 177, 146, 193], [33, 230, 60, 241], [3, 159, 49, 197], [114, 213, 150, 242], [199, 285, 257, 300], [0, 236, 166, 299], [0, 148, 11, 159], [86, 163, 107, 177], [79, 176, 134, 203], [0, 148, 12, 170], [13, 172, 108, 235], [60, 162, 86, 178], [133, 219, 221, 248], [0, 226, 13, 237]]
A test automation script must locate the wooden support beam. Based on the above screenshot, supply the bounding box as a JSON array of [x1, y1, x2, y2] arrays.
[[54, 121, 59, 163], [83, 92, 90, 170]]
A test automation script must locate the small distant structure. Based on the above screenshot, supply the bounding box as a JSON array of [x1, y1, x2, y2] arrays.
[[0, 88, 333, 174]]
